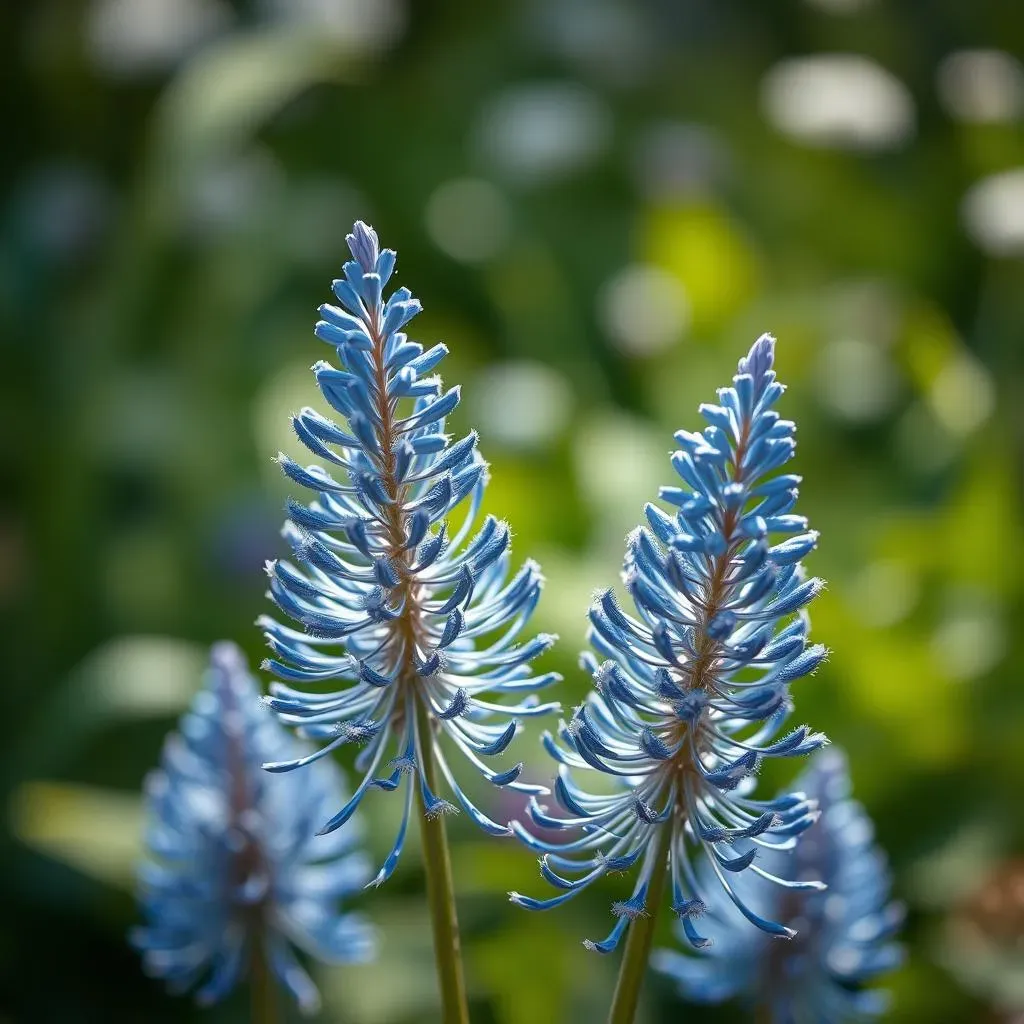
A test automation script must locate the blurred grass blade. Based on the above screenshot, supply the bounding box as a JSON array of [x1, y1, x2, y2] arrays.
[[10, 781, 143, 890], [12, 637, 205, 782]]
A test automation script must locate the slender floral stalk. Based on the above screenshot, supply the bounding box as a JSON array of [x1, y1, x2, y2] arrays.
[[258, 223, 559, 1018], [250, 938, 278, 1024], [415, 697, 470, 1024], [607, 822, 672, 1024]]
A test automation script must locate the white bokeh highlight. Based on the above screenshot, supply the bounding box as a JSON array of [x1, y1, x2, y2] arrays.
[[962, 168, 1024, 256], [762, 55, 915, 151], [597, 264, 690, 356], [425, 179, 511, 263], [814, 336, 901, 423], [87, 0, 230, 76], [469, 361, 573, 451], [475, 83, 612, 184], [937, 50, 1024, 124]]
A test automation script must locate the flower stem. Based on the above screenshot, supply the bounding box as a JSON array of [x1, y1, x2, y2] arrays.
[[607, 824, 673, 1024], [250, 935, 278, 1024], [415, 696, 470, 1024]]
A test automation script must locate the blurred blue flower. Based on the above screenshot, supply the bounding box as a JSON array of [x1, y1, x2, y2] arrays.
[[654, 747, 904, 1021], [510, 334, 828, 953], [259, 222, 559, 885], [131, 642, 374, 1013]]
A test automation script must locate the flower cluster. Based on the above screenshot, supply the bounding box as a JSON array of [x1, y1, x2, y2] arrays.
[[131, 642, 374, 1013], [654, 748, 904, 1021], [259, 222, 559, 885], [511, 334, 827, 952]]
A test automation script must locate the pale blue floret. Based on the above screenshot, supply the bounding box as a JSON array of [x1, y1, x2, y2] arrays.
[[510, 334, 828, 953], [131, 642, 374, 1014], [259, 222, 559, 885], [654, 748, 904, 1021]]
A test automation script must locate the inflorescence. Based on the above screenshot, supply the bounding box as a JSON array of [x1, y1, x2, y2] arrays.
[[654, 747, 905, 1021], [258, 222, 560, 886], [132, 642, 374, 1013], [510, 334, 829, 953]]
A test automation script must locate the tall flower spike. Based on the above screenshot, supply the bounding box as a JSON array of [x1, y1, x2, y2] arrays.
[[654, 748, 905, 1021], [131, 642, 374, 1015], [257, 222, 559, 1018], [510, 334, 827, 1017]]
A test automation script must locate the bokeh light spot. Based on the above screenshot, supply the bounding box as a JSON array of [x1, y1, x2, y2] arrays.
[[762, 55, 915, 151], [475, 83, 612, 185], [814, 336, 901, 423], [469, 361, 573, 451], [258, 0, 406, 51], [425, 178, 511, 264], [847, 560, 920, 628], [962, 168, 1024, 256], [87, 0, 231, 76], [642, 203, 759, 332], [927, 352, 995, 436], [937, 50, 1024, 123], [932, 595, 1006, 682], [597, 264, 690, 356]]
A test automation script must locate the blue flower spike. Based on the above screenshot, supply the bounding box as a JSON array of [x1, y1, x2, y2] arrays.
[[131, 642, 374, 1015], [257, 222, 558, 1020], [654, 747, 905, 1021], [510, 335, 828, 1017]]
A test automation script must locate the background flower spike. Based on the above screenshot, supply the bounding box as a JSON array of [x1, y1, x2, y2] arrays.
[[131, 642, 374, 1017], [653, 747, 904, 1022], [258, 222, 559, 1023], [511, 334, 828, 1023]]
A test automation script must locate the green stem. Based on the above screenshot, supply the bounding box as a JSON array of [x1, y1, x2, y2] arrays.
[[415, 697, 470, 1024], [607, 824, 673, 1024], [250, 935, 278, 1024]]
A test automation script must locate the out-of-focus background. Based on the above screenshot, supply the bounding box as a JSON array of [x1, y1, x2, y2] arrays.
[[2, 0, 1023, 1021]]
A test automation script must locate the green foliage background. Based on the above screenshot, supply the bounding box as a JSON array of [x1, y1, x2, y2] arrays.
[[2, 1, 1023, 1021]]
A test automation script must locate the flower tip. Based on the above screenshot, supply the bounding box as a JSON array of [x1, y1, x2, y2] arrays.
[[733, 331, 779, 389], [423, 799, 459, 820], [611, 898, 649, 921], [208, 641, 246, 678], [672, 897, 707, 919], [346, 221, 380, 273]]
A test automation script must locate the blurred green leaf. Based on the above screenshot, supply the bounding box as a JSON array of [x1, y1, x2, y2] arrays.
[[10, 781, 142, 890], [144, 26, 360, 225]]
